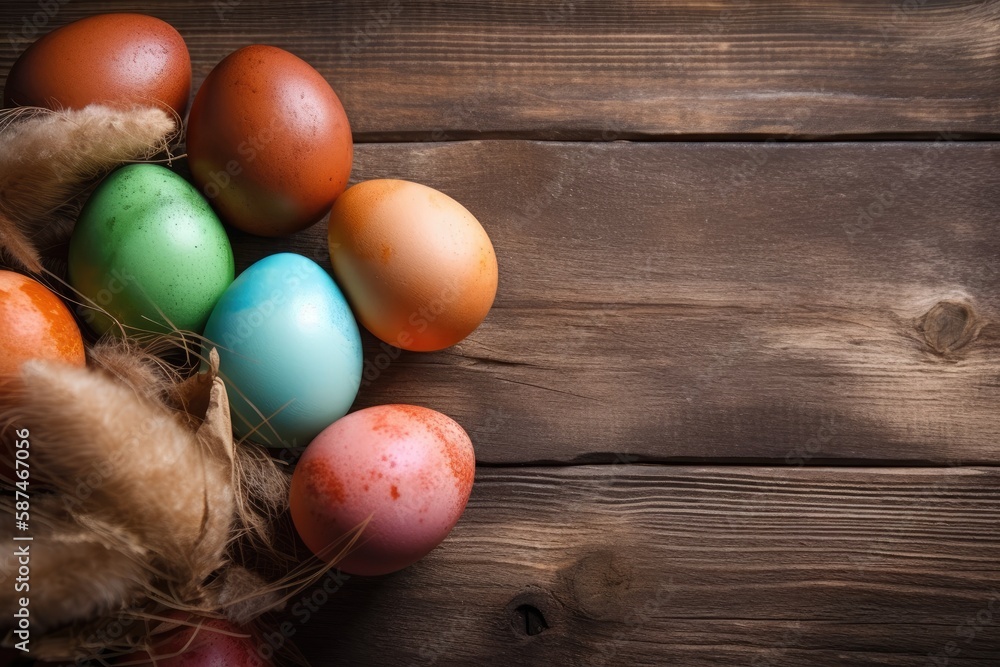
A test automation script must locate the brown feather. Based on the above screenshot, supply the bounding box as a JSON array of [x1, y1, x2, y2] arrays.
[[0, 497, 149, 634], [0, 340, 360, 663], [6, 359, 234, 589], [0, 105, 177, 272]]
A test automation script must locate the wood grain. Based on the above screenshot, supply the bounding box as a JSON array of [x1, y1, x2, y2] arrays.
[[291, 465, 1000, 666], [2, 3, 998, 667], [229, 140, 1000, 465], [1, 1, 998, 139]]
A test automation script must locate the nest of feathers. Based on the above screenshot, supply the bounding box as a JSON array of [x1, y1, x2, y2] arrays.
[[0, 105, 360, 665]]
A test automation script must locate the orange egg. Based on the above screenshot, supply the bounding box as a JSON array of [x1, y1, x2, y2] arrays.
[[327, 180, 498, 352], [0, 271, 85, 377], [3, 14, 191, 115], [187, 45, 353, 237]]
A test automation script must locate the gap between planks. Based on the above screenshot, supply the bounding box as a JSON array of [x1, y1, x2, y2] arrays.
[[353, 131, 1000, 144], [296, 464, 1000, 666]]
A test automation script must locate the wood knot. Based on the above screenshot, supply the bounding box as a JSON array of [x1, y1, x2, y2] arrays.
[[559, 550, 633, 621], [506, 585, 558, 639], [918, 300, 980, 357], [513, 604, 548, 636]]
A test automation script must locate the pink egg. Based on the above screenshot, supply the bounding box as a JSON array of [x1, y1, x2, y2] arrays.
[[290, 404, 475, 576]]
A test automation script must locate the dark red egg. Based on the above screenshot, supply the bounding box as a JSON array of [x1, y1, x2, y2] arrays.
[[4, 13, 191, 115], [186, 45, 353, 237]]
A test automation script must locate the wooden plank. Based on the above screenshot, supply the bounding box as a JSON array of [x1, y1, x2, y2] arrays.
[[1, 1, 998, 138], [292, 465, 1000, 666], [229, 140, 1000, 465]]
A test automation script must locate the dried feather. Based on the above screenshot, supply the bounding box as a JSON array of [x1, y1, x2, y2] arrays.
[[0, 105, 177, 272], [88, 337, 181, 406], [209, 566, 281, 626], [232, 442, 292, 547], [0, 497, 149, 634], [0, 339, 364, 663], [2, 359, 234, 590]]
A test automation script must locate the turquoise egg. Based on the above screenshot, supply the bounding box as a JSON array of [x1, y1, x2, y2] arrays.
[[202, 253, 363, 447], [68, 163, 234, 336]]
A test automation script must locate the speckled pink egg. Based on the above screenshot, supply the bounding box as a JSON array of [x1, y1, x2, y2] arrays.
[[290, 404, 475, 576]]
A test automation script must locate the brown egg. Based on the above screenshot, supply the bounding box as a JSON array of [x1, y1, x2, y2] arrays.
[[186, 45, 353, 237], [328, 179, 498, 352], [3, 13, 191, 115]]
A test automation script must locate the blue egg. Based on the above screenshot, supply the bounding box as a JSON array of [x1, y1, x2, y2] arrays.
[[202, 253, 363, 447]]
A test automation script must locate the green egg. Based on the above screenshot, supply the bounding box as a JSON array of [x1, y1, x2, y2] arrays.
[[69, 164, 235, 336]]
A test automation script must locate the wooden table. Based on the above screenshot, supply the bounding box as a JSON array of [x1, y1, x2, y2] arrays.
[[3, 1, 1000, 665]]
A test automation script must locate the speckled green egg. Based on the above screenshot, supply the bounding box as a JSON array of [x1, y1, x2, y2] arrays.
[[69, 164, 235, 336]]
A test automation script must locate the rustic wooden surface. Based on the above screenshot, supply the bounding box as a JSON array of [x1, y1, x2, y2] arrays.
[[295, 466, 1000, 666], [2, 1, 1000, 139], [1, 1, 999, 666]]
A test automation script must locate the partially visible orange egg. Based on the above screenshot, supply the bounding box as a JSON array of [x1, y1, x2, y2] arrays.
[[0, 271, 85, 377], [327, 180, 498, 352], [3, 14, 191, 115], [186, 45, 353, 237]]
